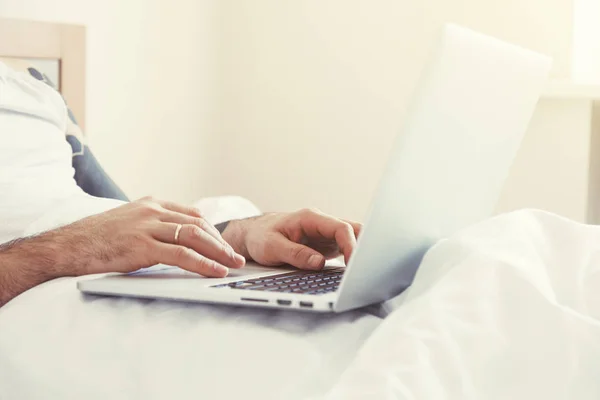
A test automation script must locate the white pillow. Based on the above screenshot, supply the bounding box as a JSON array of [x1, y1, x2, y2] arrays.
[[0, 62, 87, 243]]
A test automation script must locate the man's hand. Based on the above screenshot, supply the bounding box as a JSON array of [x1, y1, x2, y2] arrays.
[[53, 197, 247, 277], [0, 196, 248, 306], [221, 209, 362, 270]]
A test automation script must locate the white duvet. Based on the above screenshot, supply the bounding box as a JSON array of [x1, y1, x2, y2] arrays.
[[327, 209, 600, 399], [2, 203, 600, 399]]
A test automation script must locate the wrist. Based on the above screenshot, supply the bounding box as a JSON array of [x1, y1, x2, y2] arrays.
[[221, 219, 250, 259], [46, 226, 92, 277]]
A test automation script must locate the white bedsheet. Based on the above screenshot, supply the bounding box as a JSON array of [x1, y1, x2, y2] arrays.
[[0, 277, 379, 400], [326, 210, 600, 399]]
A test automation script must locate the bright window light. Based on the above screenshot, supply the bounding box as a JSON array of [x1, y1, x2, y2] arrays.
[[572, 0, 600, 83]]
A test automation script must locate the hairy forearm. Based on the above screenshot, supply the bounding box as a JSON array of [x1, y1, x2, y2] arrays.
[[0, 231, 74, 307]]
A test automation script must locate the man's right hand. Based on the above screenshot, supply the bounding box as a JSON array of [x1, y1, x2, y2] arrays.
[[51, 197, 246, 278]]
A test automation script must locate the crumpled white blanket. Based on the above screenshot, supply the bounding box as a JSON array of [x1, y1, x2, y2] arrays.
[[325, 209, 600, 400], [2, 195, 600, 399]]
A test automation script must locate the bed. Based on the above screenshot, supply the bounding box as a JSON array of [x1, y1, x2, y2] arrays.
[[1, 18, 600, 400]]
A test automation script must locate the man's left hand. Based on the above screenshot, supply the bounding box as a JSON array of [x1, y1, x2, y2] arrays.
[[221, 209, 362, 270]]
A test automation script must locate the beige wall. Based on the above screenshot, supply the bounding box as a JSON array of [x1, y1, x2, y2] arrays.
[[497, 100, 593, 222], [0, 0, 221, 204], [218, 0, 574, 220], [0, 0, 582, 221]]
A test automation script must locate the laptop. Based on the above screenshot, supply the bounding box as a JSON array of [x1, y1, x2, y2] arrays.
[[78, 24, 552, 313]]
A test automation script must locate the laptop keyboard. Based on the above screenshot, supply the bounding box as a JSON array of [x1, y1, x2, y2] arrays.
[[211, 268, 345, 295]]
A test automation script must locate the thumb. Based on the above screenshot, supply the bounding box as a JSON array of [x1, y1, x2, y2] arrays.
[[274, 235, 325, 270]]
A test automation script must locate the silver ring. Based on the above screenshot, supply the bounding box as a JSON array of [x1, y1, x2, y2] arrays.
[[174, 224, 183, 244]]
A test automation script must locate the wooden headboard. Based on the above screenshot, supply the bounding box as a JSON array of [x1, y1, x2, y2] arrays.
[[0, 18, 86, 130]]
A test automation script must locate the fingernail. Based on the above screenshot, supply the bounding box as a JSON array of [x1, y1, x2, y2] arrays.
[[308, 255, 323, 269], [214, 263, 229, 276]]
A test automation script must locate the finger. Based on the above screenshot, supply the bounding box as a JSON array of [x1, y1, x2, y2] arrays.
[[158, 208, 230, 249], [152, 199, 203, 218], [138, 197, 227, 244], [151, 198, 225, 239], [271, 234, 325, 270], [150, 242, 230, 278], [158, 200, 226, 244], [153, 223, 245, 269], [342, 219, 362, 238], [296, 210, 357, 264]]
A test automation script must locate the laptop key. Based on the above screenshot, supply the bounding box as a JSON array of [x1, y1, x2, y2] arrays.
[[223, 270, 345, 293]]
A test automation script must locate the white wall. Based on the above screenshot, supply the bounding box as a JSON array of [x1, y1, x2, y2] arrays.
[[0, 1, 582, 221], [0, 0, 220, 204], [218, 0, 574, 220]]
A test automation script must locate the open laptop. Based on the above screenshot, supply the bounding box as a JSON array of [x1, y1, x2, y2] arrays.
[[79, 24, 552, 313]]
